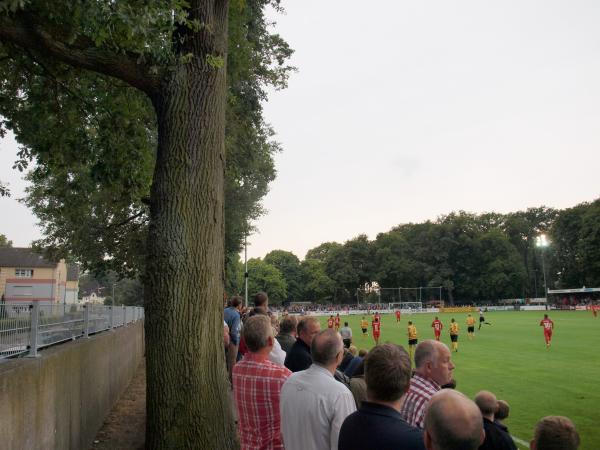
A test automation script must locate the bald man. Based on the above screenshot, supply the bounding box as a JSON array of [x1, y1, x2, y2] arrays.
[[424, 390, 484, 450], [280, 329, 356, 450], [399, 340, 455, 428], [474, 390, 517, 450]]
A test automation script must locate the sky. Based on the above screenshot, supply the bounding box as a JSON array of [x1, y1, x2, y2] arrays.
[[1, 0, 600, 259]]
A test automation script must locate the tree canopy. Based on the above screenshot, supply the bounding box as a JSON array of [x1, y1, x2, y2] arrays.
[[1, 1, 293, 448], [265, 200, 599, 305]]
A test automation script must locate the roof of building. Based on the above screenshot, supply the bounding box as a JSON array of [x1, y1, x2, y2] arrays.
[[0, 247, 57, 268]]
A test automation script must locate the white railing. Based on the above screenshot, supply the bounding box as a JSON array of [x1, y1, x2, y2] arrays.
[[0, 302, 144, 361]]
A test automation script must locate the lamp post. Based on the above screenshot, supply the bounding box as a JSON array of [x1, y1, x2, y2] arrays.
[[244, 234, 249, 309], [535, 234, 549, 298]]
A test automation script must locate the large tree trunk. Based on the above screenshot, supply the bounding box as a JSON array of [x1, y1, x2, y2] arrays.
[[143, 4, 237, 448]]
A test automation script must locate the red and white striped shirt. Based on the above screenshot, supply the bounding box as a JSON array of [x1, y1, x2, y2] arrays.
[[399, 373, 441, 429], [233, 352, 292, 450]]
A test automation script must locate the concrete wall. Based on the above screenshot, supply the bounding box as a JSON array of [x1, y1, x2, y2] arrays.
[[0, 321, 144, 450]]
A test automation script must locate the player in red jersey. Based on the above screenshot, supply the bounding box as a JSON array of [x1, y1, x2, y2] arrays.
[[334, 313, 341, 331], [395, 309, 401, 323], [372, 316, 381, 345], [539, 314, 554, 348], [327, 315, 334, 329], [431, 316, 443, 341]]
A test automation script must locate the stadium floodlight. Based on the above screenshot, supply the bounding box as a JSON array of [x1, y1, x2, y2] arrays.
[[535, 234, 550, 297]]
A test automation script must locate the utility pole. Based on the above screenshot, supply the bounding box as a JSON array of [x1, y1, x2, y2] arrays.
[[244, 234, 248, 309]]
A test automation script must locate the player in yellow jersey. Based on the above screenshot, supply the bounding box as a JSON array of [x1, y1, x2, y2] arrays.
[[360, 316, 369, 338], [407, 321, 418, 363], [466, 313, 475, 340], [449, 318, 459, 352]]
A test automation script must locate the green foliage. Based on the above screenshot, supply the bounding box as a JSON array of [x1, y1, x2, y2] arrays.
[[0, 0, 293, 279], [0, 233, 12, 247], [552, 198, 600, 288], [79, 271, 143, 306], [245, 258, 287, 303], [300, 258, 335, 302], [278, 202, 598, 305], [264, 250, 303, 301]]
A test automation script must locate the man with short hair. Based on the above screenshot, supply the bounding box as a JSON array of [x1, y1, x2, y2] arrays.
[[400, 340, 455, 429], [338, 344, 425, 450], [277, 315, 298, 353], [466, 314, 475, 340], [233, 315, 292, 450], [340, 321, 353, 348], [328, 315, 335, 329], [360, 316, 369, 338], [449, 318, 459, 353], [539, 314, 554, 349], [224, 296, 243, 382], [372, 315, 381, 345], [335, 313, 341, 331], [284, 317, 320, 372], [423, 390, 484, 450], [408, 321, 418, 363], [254, 291, 269, 309], [431, 317, 443, 341], [280, 329, 356, 450], [530, 416, 580, 450], [474, 390, 517, 450]]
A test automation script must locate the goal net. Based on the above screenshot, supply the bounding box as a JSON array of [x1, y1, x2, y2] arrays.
[[389, 302, 423, 312]]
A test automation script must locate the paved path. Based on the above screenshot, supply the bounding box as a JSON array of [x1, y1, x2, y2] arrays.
[[89, 360, 146, 450]]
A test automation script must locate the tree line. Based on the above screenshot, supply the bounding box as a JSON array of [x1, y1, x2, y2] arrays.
[[232, 199, 600, 305]]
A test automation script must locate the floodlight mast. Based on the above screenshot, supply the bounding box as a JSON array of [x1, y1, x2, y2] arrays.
[[536, 234, 549, 298]]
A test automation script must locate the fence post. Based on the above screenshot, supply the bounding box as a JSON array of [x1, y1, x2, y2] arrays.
[[83, 303, 90, 338], [109, 306, 114, 330], [27, 302, 40, 358], [123, 305, 126, 326]]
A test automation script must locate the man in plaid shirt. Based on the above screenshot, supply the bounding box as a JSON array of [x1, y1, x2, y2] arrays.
[[233, 315, 292, 450], [400, 340, 455, 429]]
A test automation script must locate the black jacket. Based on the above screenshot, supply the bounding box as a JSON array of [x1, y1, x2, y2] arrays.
[[284, 338, 312, 372], [339, 401, 425, 450]]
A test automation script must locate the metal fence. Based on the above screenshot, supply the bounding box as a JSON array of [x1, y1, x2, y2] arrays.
[[0, 302, 144, 361]]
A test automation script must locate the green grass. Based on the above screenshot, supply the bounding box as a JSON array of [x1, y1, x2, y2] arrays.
[[317, 310, 600, 450]]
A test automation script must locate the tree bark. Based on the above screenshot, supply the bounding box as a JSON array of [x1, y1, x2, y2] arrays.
[[143, 3, 236, 449], [144, 59, 237, 448]]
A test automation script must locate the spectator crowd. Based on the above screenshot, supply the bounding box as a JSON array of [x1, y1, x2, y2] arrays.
[[224, 292, 581, 450]]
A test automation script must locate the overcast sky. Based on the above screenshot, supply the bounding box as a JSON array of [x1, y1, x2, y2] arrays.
[[1, 0, 599, 259]]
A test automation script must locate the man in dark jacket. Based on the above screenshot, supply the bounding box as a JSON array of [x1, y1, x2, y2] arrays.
[[474, 391, 517, 450], [338, 344, 425, 450], [284, 317, 320, 372]]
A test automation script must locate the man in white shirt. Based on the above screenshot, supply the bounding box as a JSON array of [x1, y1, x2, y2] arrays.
[[280, 329, 357, 450]]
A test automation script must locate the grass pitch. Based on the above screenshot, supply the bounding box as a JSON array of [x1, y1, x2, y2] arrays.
[[318, 310, 599, 449]]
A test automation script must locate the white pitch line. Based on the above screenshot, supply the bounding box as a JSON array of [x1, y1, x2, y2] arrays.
[[512, 435, 530, 449]]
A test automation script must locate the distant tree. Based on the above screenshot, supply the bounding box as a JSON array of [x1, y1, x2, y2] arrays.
[[264, 250, 303, 301], [552, 198, 600, 288], [0, 234, 12, 248], [246, 258, 287, 304], [305, 241, 342, 262], [300, 258, 335, 303]]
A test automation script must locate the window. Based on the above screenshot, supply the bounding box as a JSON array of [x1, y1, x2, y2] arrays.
[[15, 269, 34, 278]]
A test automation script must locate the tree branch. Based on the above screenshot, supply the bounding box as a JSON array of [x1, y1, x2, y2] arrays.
[[0, 14, 162, 97], [106, 210, 148, 230]]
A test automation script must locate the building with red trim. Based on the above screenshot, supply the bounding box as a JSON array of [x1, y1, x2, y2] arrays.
[[0, 248, 79, 303]]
